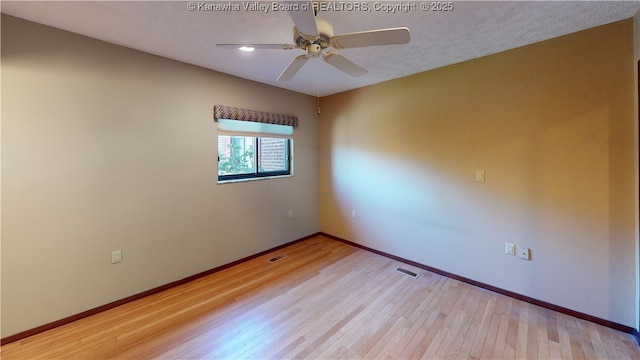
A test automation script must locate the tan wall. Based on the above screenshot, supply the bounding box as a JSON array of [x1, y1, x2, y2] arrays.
[[319, 19, 636, 327], [1, 15, 319, 337]]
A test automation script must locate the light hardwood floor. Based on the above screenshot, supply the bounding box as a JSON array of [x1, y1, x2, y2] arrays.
[[2, 235, 639, 359]]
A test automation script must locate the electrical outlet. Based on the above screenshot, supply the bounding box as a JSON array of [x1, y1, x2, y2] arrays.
[[504, 242, 515, 256], [111, 250, 122, 264], [475, 170, 485, 182], [516, 246, 530, 260], [288, 209, 293, 218], [351, 210, 357, 219]]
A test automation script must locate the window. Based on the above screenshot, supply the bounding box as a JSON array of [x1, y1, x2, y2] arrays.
[[214, 105, 297, 183], [217, 135, 291, 181]]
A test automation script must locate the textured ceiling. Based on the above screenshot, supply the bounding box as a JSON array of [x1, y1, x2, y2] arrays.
[[2, 1, 640, 96]]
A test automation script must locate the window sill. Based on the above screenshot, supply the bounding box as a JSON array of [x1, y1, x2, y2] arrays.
[[217, 174, 293, 185]]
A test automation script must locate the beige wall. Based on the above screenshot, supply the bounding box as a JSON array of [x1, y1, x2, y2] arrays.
[[320, 20, 636, 327], [1, 15, 319, 337]]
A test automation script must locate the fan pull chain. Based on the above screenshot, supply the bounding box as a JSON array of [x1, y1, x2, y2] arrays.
[[317, 82, 321, 115]]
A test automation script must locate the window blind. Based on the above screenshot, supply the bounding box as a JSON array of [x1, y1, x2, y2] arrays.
[[216, 118, 293, 138]]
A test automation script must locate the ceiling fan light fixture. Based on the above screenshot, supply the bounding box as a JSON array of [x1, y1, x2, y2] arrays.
[[238, 46, 255, 52]]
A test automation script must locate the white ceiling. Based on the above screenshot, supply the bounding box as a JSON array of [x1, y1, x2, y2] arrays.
[[3, 1, 640, 96]]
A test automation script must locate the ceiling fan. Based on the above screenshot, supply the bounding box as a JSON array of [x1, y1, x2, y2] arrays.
[[217, 1, 411, 81]]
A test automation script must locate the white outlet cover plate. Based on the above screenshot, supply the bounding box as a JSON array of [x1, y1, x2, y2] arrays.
[[516, 246, 530, 260]]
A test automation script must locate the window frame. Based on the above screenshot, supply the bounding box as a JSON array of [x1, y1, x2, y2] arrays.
[[217, 135, 292, 183]]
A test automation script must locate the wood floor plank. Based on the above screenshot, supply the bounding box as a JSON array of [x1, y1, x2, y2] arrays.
[[491, 314, 510, 360], [2, 235, 639, 360]]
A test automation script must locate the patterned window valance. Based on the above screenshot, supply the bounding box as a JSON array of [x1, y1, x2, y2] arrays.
[[214, 105, 298, 127]]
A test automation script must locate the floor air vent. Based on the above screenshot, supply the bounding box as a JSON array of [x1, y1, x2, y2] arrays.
[[396, 267, 419, 278], [268, 254, 287, 263]]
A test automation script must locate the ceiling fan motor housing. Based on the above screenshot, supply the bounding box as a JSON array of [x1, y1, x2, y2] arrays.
[[293, 18, 334, 50], [315, 18, 333, 48]]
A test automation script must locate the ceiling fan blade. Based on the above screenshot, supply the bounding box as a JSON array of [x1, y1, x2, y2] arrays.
[[330, 27, 410, 49], [277, 54, 309, 81], [217, 44, 297, 50], [285, 1, 318, 37], [323, 52, 367, 77]]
